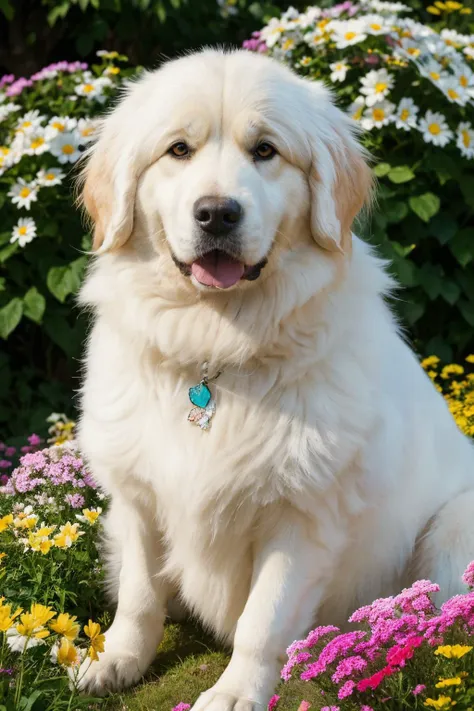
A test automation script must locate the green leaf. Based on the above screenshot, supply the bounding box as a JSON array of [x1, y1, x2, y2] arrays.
[[450, 229, 474, 267], [392, 258, 417, 287], [401, 300, 424, 326], [440, 280, 461, 306], [418, 263, 444, 300], [47, 0, 70, 26], [0, 242, 18, 263], [156, 1, 166, 22], [391, 241, 416, 258], [19, 690, 42, 711], [388, 166, 415, 184], [0, 0, 14, 20], [385, 201, 409, 224], [23, 287, 46, 324], [0, 278, 5, 292], [460, 176, 474, 210], [374, 162, 391, 177], [430, 213, 458, 245], [0, 298, 23, 339], [46, 257, 87, 303], [459, 300, 474, 328], [409, 193, 440, 222]]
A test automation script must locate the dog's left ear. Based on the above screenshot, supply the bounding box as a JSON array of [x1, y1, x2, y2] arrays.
[[308, 103, 373, 255]]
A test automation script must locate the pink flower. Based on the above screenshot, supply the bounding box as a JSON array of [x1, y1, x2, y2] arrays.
[[0, 460, 12, 469], [321, 707, 340, 711], [268, 695, 280, 711], [338, 680, 356, 699], [360, 707, 373, 711], [172, 704, 190, 711], [462, 561, 474, 588], [28, 434, 42, 446], [386, 636, 423, 667], [412, 684, 426, 696], [356, 665, 394, 692], [297, 703, 311, 711], [331, 655, 367, 683]]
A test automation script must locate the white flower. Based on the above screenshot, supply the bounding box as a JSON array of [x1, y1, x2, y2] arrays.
[[348, 95, 366, 121], [330, 19, 368, 49], [394, 98, 419, 130], [24, 127, 49, 156], [11, 218, 37, 247], [363, 13, 389, 35], [304, 28, 328, 47], [260, 17, 290, 47], [329, 61, 349, 83], [397, 37, 423, 60], [6, 628, 45, 653], [418, 110, 453, 147], [15, 110, 45, 134], [464, 47, 474, 60], [440, 77, 469, 105], [441, 28, 468, 49], [456, 122, 474, 159], [8, 179, 39, 210], [49, 132, 82, 164], [361, 99, 395, 129], [74, 77, 111, 103], [45, 115, 77, 140], [298, 7, 322, 28], [0, 101, 20, 123], [419, 59, 446, 86], [360, 68, 394, 106], [453, 65, 474, 94], [362, 0, 412, 14], [36, 167, 65, 187]]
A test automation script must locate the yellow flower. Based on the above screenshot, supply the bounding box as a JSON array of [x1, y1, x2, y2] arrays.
[[50, 613, 80, 641], [0, 598, 22, 632], [84, 619, 105, 661], [76, 507, 102, 525], [55, 637, 82, 667], [436, 677, 463, 688], [425, 697, 454, 710], [435, 644, 473, 659], [13, 508, 38, 530], [421, 356, 440, 369], [30, 603, 55, 628], [427, 5, 442, 12], [445, 0, 462, 8], [460, 6, 472, 12], [441, 364, 464, 379], [54, 522, 84, 548], [0, 514, 13, 533], [465, 355, 474, 363]]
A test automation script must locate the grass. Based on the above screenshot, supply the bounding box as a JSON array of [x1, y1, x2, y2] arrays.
[[102, 620, 317, 711]]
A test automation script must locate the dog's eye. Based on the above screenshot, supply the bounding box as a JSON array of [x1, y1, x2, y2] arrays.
[[254, 142, 277, 161], [169, 142, 190, 158]]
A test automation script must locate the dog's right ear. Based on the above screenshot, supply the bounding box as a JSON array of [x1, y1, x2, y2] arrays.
[[81, 134, 137, 253]]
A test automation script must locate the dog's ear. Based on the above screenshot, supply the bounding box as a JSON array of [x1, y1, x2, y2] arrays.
[[81, 134, 137, 253], [308, 103, 373, 255]]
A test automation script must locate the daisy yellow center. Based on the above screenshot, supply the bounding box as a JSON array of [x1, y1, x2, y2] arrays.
[[373, 108, 385, 121], [448, 88, 459, 99], [345, 31, 357, 40], [52, 121, 65, 131], [429, 122, 441, 134], [21, 121, 32, 129], [430, 71, 441, 80], [108, 66, 120, 74], [0, 147, 9, 155], [407, 47, 421, 56], [375, 82, 388, 92], [271, 25, 285, 34], [370, 23, 382, 30], [18, 226, 28, 235], [400, 108, 410, 120], [445, 38, 454, 45], [20, 187, 31, 198], [45, 173, 56, 181], [462, 130, 471, 147], [62, 144, 74, 155], [282, 39, 294, 50], [318, 19, 330, 29], [353, 107, 363, 119], [30, 137, 45, 149], [81, 127, 93, 136], [459, 75, 468, 87], [82, 83, 94, 93]]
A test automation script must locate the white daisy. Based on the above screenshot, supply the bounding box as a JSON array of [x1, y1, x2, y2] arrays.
[[74, 77, 111, 103], [397, 37, 423, 60], [49, 132, 82, 164], [304, 27, 328, 47], [76, 118, 99, 143], [36, 167, 65, 187], [440, 77, 469, 105], [260, 17, 291, 48], [6, 628, 45, 653], [419, 58, 446, 86], [453, 65, 474, 94], [363, 14, 389, 35], [360, 68, 395, 106], [361, 99, 395, 130], [456, 122, 474, 159], [8, 179, 39, 210], [348, 96, 366, 121], [329, 61, 350, 82], [364, 0, 412, 14], [418, 110, 453, 147], [394, 98, 419, 130], [45, 115, 77, 140], [15, 110, 45, 134], [24, 128, 49, 156], [330, 20, 368, 49], [299, 7, 322, 28], [0, 102, 20, 123], [464, 47, 474, 60], [441, 28, 467, 49], [11, 217, 37, 247]]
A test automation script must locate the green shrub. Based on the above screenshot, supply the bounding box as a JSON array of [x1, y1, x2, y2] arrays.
[[249, 0, 474, 362]]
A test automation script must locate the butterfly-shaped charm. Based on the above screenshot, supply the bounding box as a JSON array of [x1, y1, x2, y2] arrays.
[[187, 398, 216, 430]]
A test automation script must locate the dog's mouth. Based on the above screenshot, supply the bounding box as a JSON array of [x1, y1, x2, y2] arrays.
[[172, 250, 267, 289]]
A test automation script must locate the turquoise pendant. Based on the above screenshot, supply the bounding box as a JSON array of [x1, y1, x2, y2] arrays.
[[188, 364, 219, 430]]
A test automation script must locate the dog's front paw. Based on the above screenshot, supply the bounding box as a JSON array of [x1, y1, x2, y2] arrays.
[[192, 690, 265, 711], [73, 649, 146, 695]]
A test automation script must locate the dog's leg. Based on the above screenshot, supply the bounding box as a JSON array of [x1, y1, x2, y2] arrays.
[[192, 508, 329, 711], [75, 494, 168, 695], [413, 488, 474, 604]]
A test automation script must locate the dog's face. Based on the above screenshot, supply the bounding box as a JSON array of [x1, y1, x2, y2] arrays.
[[82, 50, 372, 292]]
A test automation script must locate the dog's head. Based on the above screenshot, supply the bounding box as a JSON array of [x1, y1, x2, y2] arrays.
[[82, 49, 372, 291]]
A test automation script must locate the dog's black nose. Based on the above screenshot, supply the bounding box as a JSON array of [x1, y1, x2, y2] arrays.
[[193, 196, 243, 236]]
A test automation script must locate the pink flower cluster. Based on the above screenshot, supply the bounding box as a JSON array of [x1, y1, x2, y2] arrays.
[[1, 60, 88, 98], [1, 446, 97, 502], [282, 567, 474, 703], [242, 31, 268, 53]]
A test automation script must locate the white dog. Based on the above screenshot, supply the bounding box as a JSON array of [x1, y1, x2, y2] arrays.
[[77, 49, 474, 709]]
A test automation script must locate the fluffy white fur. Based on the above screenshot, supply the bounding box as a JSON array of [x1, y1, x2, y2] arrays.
[[77, 49, 474, 709]]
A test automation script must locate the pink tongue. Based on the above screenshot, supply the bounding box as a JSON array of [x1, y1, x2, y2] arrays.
[[191, 251, 244, 289]]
